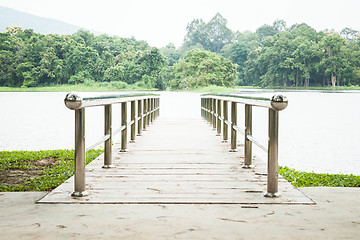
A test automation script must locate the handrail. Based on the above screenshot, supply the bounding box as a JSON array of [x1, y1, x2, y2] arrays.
[[201, 93, 288, 111], [201, 93, 288, 198], [64, 92, 159, 110], [64, 92, 160, 197]]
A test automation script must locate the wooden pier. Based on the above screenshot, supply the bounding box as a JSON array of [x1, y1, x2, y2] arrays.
[[39, 116, 312, 204]]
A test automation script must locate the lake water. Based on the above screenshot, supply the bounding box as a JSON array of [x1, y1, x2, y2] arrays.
[[1, 90, 359, 175]]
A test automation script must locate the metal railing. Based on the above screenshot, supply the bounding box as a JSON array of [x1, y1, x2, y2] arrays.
[[64, 92, 160, 197], [201, 93, 288, 197]]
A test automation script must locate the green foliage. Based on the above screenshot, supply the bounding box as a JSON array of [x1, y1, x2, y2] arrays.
[[279, 166, 360, 187], [183, 13, 234, 53], [2, 16, 360, 90], [0, 149, 103, 191], [243, 24, 360, 87], [179, 14, 360, 88], [0, 27, 165, 89], [168, 49, 237, 89], [0, 82, 157, 92]]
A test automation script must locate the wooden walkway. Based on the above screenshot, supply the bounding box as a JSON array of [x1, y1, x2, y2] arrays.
[[39, 117, 313, 204]]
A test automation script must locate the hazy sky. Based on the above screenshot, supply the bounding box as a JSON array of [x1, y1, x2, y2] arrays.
[[0, 0, 359, 47]]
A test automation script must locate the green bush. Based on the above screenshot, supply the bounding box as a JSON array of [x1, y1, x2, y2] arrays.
[[279, 166, 360, 187]]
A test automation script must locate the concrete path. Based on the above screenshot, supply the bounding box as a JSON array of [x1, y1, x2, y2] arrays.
[[1, 188, 359, 239]]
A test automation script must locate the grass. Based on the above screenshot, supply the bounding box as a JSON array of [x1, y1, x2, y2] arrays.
[[2, 83, 360, 93], [184, 85, 238, 93], [260, 85, 360, 91], [279, 166, 360, 187], [0, 83, 157, 92], [0, 149, 103, 191]]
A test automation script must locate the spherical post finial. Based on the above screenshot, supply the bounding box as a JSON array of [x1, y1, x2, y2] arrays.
[[64, 92, 82, 110], [270, 94, 288, 111]]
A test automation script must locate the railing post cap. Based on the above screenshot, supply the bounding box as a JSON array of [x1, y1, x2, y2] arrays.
[[64, 92, 82, 110], [270, 94, 288, 111]]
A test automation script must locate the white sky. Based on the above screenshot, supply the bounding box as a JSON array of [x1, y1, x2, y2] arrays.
[[0, 0, 359, 47]]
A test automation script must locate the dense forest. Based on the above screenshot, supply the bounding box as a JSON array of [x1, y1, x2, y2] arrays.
[[1, 13, 360, 89]]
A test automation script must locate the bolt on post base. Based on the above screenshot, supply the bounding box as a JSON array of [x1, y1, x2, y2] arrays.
[[129, 140, 136, 143], [102, 164, 114, 169], [242, 164, 254, 169], [264, 192, 281, 198], [229, 148, 238, 152], [119, 149, 128, 152], [71, 191, 88, 197]]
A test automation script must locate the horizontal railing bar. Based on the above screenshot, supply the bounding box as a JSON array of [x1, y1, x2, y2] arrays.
[[201, 93, 288, 111], [128, 120, 135, 126], [85, 134, 110, 153], [247, 134, 268, 152], [224, 120, 231, 126], [65, 93, 160, 110], [233, 124, 245, 135], [113, 125, 126, 136]]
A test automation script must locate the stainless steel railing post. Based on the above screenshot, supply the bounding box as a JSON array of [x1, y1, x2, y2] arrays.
[[120, 102, 128, 152], [103, 104, 113, 168], [153, 98, 156, 120], [210, 98, 213, 125], [230, 102, 238, 152], [151, 98, 155, 122], [223, 100, 228, 142], [208, 98, 211, 123], [212, 98, 216, 130], [217, 99, 221, 136], [137, 99, 142, 136], [149, 98, 153, 123], [72, 108, 88, 197], [204, 98, 208, 122], [201, 98, 203, 118], [130, 101, 136, 142], [143, 99, 147, 130], [243, 104, 253, 168], [147, 98, 150, 126], [265, 109, 280, 197]]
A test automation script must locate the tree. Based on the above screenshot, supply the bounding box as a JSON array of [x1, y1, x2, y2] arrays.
[[170, 49, 237, 89], [319, 33, 348, 86], [183, 13, 234, 53], [229, 42, 251, 85], [340, 28, 359, 43], [273, 19, 287, 32], [160, 43, 181, 66], [256, 24, 276, 43]]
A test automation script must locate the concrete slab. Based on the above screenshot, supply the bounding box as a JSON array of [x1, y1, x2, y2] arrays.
[[0, 188, 359, 239]]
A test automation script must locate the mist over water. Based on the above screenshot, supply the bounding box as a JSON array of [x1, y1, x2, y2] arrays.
[[1, 90, 359, 175]]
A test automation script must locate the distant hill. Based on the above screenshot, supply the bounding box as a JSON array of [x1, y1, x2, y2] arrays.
[[0, 6, 101, 35]]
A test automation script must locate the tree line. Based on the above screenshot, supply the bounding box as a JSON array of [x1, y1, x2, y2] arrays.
[[161, 14, 360, 88], [1, 14, 360, 89], [0, 26, 166, 89]]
